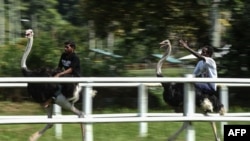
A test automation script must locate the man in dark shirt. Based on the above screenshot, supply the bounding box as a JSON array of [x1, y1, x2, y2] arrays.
[[44, 41, 81, 108], [55, 41, 81, 77]]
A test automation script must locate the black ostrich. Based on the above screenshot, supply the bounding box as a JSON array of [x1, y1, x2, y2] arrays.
[[156, 39, 224, 141], [21, 29, 85, 141]]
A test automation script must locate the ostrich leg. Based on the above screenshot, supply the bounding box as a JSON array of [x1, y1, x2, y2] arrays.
[[167, 122, 190, 141], [54, 94, 83, 116], [54, 94, 85, 139], [29, 105, 54, 141], [211, 122, 221, 141], [167, 122, 220, 141], [29, 94, 85, 141]]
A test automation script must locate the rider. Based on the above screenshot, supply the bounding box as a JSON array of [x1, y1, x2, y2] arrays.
[[179, 39, 217, 95], [179, 39, 226, 115], [43, 41, 81, 108], [55, 40, 81, 77]]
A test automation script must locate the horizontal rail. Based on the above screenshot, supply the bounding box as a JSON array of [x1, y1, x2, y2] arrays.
[[1, 77, 250, 83], [0, 83, 159, 87], [1, 82, 250, 88], [0, 113, 250, 119], [1, 115, 250, 124]]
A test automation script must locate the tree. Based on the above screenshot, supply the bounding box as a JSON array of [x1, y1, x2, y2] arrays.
[[57, 0, 85, 26], [221, 0, 250, 77], [79, 0, 211, 64], [21, 0, 67, 33]]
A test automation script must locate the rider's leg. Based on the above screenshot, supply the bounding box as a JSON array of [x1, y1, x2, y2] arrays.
[[194, 83, 215, 94]]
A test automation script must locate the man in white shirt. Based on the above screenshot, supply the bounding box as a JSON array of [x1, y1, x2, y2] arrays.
[[179, 39, 217, 94]]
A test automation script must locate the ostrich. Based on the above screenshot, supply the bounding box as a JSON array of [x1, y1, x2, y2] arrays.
[[156, 39, 224, 141], [21, 29, 85, 141]]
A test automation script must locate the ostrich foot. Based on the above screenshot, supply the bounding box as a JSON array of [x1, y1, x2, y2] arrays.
[[29, 131, 42, 141]]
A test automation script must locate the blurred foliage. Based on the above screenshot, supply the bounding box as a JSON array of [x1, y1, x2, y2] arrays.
[[0, 43, 23, 76], [220, 0, 250, 78], [21, 0, 67, 31], [79, 0, 212, 62], [1, 0, 249, 78]]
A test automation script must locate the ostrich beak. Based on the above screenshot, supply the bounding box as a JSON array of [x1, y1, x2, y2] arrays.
[[25, 33, 30, 38]]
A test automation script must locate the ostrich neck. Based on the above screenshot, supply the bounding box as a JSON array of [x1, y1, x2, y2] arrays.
[[21, 37, 33, 70], [156, 46, 172, 75]]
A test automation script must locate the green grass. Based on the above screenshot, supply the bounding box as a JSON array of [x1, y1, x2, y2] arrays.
[[0, 101, 250, 141], [0, 119, 221, 141]]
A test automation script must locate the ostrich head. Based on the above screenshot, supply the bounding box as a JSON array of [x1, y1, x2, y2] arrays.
[[156, 39, 172, 75], [25, 29, 34, 38], [159, 39, 171, 49]]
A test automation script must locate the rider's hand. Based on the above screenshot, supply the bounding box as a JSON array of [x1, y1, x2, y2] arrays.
[[179, 39, 189, 48]]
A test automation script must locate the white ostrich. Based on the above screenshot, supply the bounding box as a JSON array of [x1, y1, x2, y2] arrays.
[[21, 29, 89, 141], [156, 39, 224, 141]]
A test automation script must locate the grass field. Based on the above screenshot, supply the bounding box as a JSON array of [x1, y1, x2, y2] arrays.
[[1, 101, 250, 141]]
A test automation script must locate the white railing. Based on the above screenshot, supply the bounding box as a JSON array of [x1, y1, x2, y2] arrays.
[[0, 77, 250, 141]]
